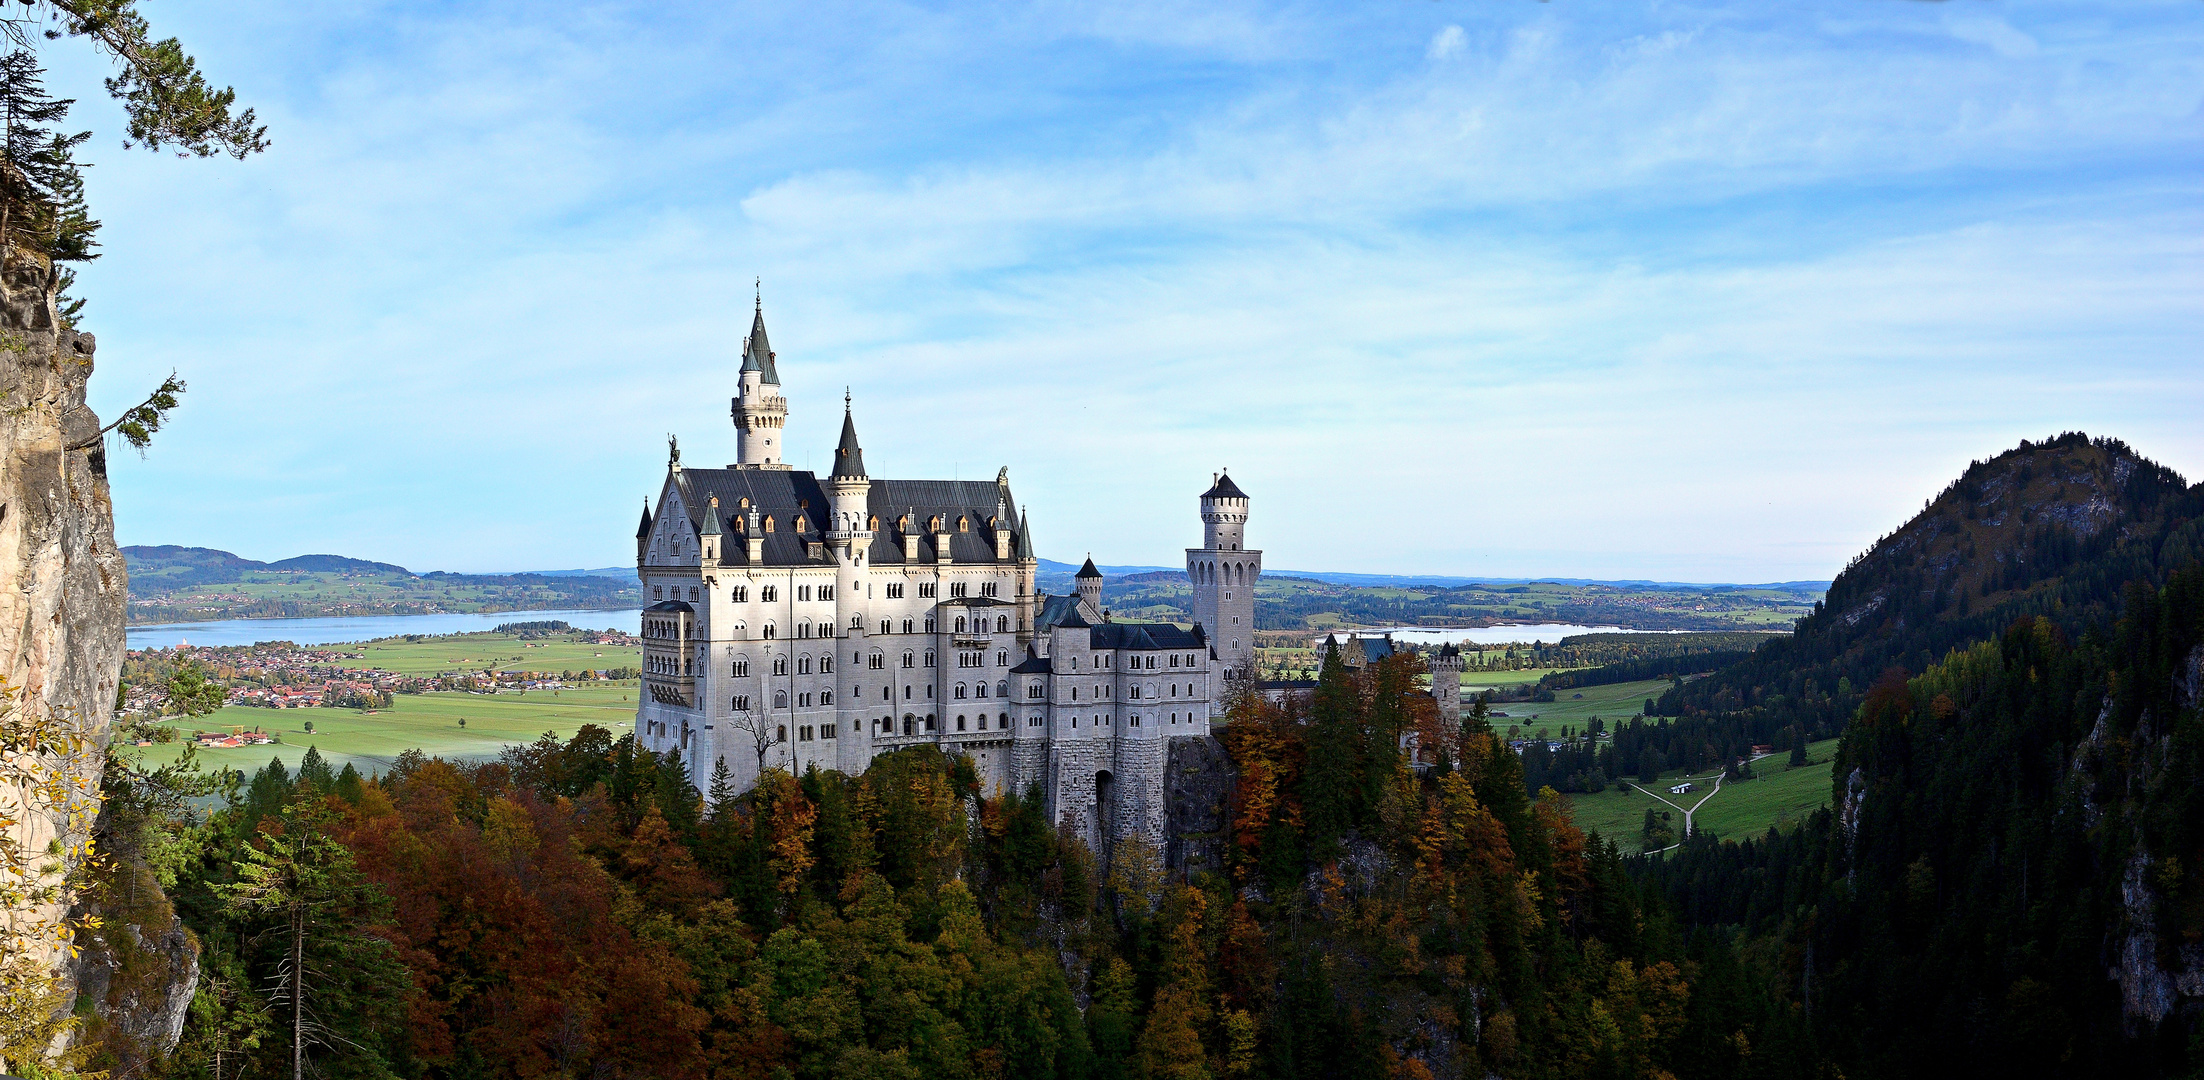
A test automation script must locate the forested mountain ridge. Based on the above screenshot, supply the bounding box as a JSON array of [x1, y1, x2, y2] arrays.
[[121, 545, 642, 623], [1633, 436, 2204, 1078], [1662, 433, 2202, 735]]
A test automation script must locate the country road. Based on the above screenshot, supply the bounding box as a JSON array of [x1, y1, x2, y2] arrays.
[[1629, 752, 1780, 855]]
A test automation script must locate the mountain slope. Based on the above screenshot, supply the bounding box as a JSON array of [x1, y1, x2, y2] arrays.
[[1664, 433, 2202, 732]]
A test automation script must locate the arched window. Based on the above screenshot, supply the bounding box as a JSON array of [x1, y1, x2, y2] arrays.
[[997, 650, 1008, 667], [996, 616, 1008, 633], [902, 651, 914, 668], [773, 657, 788, 676], [821, 655, 833, 673], [925, 617, 936, 632], [868, 515, 879, 530], [852, 614, 863, 629], [902, 619, 913, 634], [924, 650, 935, 667], [955, 616, 967, 633], [764, 622, 777, 639], [798, 656, 811, 674], [773, 690, 788, 708], [975, 682, 987, 698], [764, 515, 775, 533], [955, 683, 967, 699], [996, 681, 1008, 698], [821, 690, 833, 705], [957, 516, 968, 532], [880, 619, 891, 634], [956, 715, 967, 731]]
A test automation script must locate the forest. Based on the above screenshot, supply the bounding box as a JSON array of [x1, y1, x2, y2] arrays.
[[77, 647, 1817, 1080]]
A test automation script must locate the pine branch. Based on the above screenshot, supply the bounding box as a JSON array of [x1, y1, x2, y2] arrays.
[[66, 370, 182, 453]]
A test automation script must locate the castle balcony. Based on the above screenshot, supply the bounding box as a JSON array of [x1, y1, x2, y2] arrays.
[[646, 673, 696, 708], [952, 635, 991, 649]]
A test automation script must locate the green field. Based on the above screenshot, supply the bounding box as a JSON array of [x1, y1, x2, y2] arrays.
[[1560, 737, 1841, 853], [125, 680, 640, 778], [1483, 677, 1674, 736], [335, 631, 636, 675]]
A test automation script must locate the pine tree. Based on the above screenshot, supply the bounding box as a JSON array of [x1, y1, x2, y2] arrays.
[[1298, 641, 1362, 862]]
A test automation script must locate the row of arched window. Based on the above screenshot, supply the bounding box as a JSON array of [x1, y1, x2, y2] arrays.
[[1191, 560, 1251, 586]]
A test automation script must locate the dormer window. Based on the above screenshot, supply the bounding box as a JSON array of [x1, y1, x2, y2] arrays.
[[869, 515, 880, 530], [764, 516, 776, 533], [795, 515, 807, 533], [957, 516, 969, 532]]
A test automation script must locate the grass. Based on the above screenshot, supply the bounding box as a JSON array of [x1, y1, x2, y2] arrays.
[[1560, 737, 1841, 854], [333, 631, 632, 676], [1484, 678, 1674, 737], [123, 680, 640, 779]]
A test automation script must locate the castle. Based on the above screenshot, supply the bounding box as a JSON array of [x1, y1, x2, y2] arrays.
[[632, 300, 1268, 852]]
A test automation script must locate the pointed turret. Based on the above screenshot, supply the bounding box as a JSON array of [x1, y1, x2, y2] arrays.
[[1015, 506, 1034, 559], [1074, 556, 1103, 619], [699, 496, 722, 536], [740, 294, 780, 384], [699, 497, 722, 566], [636, 501, 654, 539], [830, 396, 867, 479], [731, 290, 791, 469]]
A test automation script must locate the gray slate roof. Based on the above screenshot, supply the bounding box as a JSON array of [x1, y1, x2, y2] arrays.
[[739, 304, 780, 384], [1087, 622, 1207, 652], [830, 408, 866, 479], [670, 467, 1026, 568], [1202, 472, 1248, 500]]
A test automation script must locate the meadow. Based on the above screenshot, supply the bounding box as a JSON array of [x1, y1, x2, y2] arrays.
[[1561, 737, 1842, 853], [334, 631, 633, 675], [1482, 677, 1674, 736], [128, 680, 639, 778]]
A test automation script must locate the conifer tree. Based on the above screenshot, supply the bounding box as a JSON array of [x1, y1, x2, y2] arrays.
[[1298, 641, 1362, 861]]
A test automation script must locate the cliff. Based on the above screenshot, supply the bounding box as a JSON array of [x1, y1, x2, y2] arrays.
[[0, 253, 162, 1064]]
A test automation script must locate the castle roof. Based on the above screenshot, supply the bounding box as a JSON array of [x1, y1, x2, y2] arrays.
[[1010, 650, 1051, 674], [1088, 622, 1207, 652], [830, 405, 866, 479], [1202, 471, 1248, 500], [698, 497, 722, 536], [644, 599, 695, 614], [635, 503, 653, 539], [1037, 594, 1089, 631], [1076, 557, 1103, 579], [663, 468, 1028, 568], [739, 303, 780, 384]]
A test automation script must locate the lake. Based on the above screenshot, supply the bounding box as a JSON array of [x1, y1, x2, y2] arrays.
[[127, 608, 643, 650], [1330, 623, 1714, 647]]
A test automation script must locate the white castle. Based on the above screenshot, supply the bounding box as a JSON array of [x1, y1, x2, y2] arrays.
[[632, 300, 1263, 851]]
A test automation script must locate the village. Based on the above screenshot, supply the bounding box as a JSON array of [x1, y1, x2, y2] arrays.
[[122, 627, 642, 723]]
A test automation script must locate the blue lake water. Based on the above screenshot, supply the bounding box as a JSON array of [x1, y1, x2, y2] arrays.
[[1337, 623, 1714, 647], [127, 608, 643, 650]]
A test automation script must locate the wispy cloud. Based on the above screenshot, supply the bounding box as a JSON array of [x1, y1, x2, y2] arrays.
[[61, 0, 2204, 580]]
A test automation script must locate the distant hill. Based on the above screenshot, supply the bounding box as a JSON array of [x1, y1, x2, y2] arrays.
[[1665, 432, 2201, 726], [122, 546, 642, 625]]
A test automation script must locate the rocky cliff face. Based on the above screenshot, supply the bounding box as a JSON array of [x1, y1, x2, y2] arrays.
[[1163, 735, 1232, 877], [0, 255, 133, 1047]]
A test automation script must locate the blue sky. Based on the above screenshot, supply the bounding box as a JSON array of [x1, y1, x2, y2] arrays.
[[55, 1, 2204, 580]]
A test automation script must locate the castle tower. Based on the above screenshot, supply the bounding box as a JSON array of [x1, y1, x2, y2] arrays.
[[1074, 557, 1104, 620], [826, 397, 874, 771], [731, 295, 789, 469], [1187, 471, 1260, 676], [1430, 643, 1464, 727]]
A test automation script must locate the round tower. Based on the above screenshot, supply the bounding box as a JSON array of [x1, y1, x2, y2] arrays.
[[1074, 556, 1104, 619], [1187, 470, 1261, 677], [731, 293, 789, 469]]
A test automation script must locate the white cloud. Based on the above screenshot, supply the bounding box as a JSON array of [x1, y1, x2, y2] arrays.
[[1945, 14, 2040, 60], [1428, 25, 1466, 61]]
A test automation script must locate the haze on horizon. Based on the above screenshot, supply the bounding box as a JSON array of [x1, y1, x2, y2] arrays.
[[56, 1, 2204, 582]]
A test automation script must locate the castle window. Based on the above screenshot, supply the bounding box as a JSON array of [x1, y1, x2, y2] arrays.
[[997, 651, 1008, 667], [925, 650, 935, 667], [903, 717, 915, 735], [823, 723, 837, 739], [976, 682, 987, 699], [996, 681, 1008, 697], [1028, 685, 1042, 699], [764, 623, 777, 639], [902, 651, 914, 668], [852, 614, 864, 629], [925, 617, 936, 632], [821, 690, 833, 705], [765, 516, 775, 533], [955, 616, 967, 633], [799, 725, 813, 742], [774, 657, 788, 676], [797, 623, 811, 639], [797, 585, 811, 602], [957, 516, 968, 532], [820, 585, 834, 601], [928, 516, 941, 532], [1071, 687, 1078, 701], [950, 582, 967, 598], [1030, 716, 1041, 726], [868, 515, 879, 530], [733, 586, 748, 602], [925, 716, 936, 731], [981, 582, 998, 597], [996, 616, 1008, 632], [956, 715, 966, 731], [919, 583, 937, 599], [795, 516, 807, 533], [798, 656, 811, 674], [799, 692, 811, 707], [887, 583, 904, 599], [733, 695, 749, 710], [777, 725, 787, 742], [818, 621, 833, 637], [955, 683, 966, 699], [869, 653, 884, 670], [688, 587, 698, 601], [762, 586, 778, 602], [732, 659, 749, 678], [821, 655, 833, 673], [1130, 716, 1140, 726], [653, 587, 663, 600], [880, 620, 891, 634], [774, 690, 788, 708], [902, 619, 914, 633]]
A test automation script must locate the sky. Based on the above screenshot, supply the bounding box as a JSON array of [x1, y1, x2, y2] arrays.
[[48, 0, 2204, 581]]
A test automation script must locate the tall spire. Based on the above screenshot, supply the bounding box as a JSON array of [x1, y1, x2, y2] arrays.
[[699, 496, 722, 536], [740, 290, 780, 384], [636, 500, 653, 539], [830, 394, 866, 479]]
